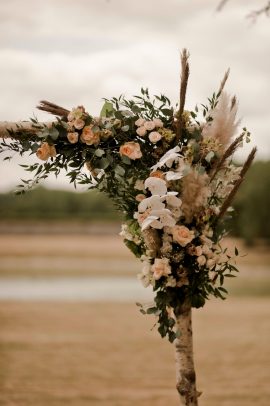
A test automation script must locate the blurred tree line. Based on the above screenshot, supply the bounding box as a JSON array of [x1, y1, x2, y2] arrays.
[[0, 161, 269, 243], [0, 188, 121, 222], [231, 161, 270, 244]]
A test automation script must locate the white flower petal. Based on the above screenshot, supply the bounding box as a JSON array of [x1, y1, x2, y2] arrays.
[[144, 177, 167, 196], [151, 146, 182, 171], [165, 171, 184, 181], [138, 195, 165, 213], [141, 215, 159, 231]]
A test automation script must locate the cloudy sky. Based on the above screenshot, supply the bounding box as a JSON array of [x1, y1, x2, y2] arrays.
[[0, 0, 269, 191]]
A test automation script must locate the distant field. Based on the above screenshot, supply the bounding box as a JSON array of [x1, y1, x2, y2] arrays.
[[0, 232, 269, 296]]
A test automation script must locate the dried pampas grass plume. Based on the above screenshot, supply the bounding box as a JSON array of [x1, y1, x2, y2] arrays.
[[218, 68, 230, 94], [202, 92, 239, 150], [37, 101, 70, 117]]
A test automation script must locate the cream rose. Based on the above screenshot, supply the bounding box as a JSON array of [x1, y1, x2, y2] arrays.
[[67, 132, 79, 144], [206, 258, 216, 269], [153, 118, 164, 128], [136, 126, 147, 137], [172, 225, 195, 247], [135, 118, 145, 127], [36, 142, 56, 161], [151, 258, 171, 280], [188, 245, 203, 256], [67, 106, 85, 121], [119, 142, 142, 160], [149, 131, 162, 144], [144, 121, 155, 131], [197, 255, 207, 266], [81, 126, 100, 145]]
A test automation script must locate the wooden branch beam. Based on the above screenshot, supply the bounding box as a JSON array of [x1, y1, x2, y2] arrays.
[[0, 101, 69, 140], [0, 121, 52, 139]]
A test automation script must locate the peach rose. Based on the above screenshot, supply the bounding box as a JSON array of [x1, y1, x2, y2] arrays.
[[149, 131, 162, 144], [136, 126, 147, 137], [172, 225, 195, 247], [134, 209, 151, 225], [151, 258, 171, 280], [67, 132, 79, 144], [73, 118, 85, 130], [81, 126, 100, 145], [149, 170, 165, 180], [197, 255, 207, 266], [119, 142, 142, 160], [135, 194, 146, 202], [36, 142, 56, 161]]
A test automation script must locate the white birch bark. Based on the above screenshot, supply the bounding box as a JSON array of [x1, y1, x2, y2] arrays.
[[175, 299, 200, 405], [0, 121, 50, 139]]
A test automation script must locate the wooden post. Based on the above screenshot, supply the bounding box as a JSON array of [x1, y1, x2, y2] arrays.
[[175, 299, 199, 405]]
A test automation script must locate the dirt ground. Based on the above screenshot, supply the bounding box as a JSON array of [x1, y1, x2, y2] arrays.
[[0, 232, 269, 405], [0, 298, 269, 406]]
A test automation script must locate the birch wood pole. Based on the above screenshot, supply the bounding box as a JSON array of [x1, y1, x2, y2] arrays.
[[175, 299, 199, 405]]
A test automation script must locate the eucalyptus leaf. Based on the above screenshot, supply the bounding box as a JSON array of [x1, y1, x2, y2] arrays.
[[115, 165, 125, 176], [95, 149, 105, 157], [100, 101, 114, 118]]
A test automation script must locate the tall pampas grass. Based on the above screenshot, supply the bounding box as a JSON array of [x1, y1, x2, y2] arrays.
[[202, 92, 239, 150]]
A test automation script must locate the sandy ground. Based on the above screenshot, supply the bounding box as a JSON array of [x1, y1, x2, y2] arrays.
[[0, 298, 269, 406], [0, 232, 269, 405]]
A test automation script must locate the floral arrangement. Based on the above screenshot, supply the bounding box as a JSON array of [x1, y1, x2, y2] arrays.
[[0, 50, 257, 404], [0, 83, 255, 343]]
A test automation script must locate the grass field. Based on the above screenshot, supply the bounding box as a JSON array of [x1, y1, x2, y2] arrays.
[[0, 231, 269, 405]]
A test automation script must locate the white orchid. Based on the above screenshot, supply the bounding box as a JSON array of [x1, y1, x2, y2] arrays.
[[138, 195, 165, 213], [141, 208, 176, 231], [144, 177, 167, 196], [141, 215, 161, 231], [165, 170, 185, 181], [151, 146, 182, 171]]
